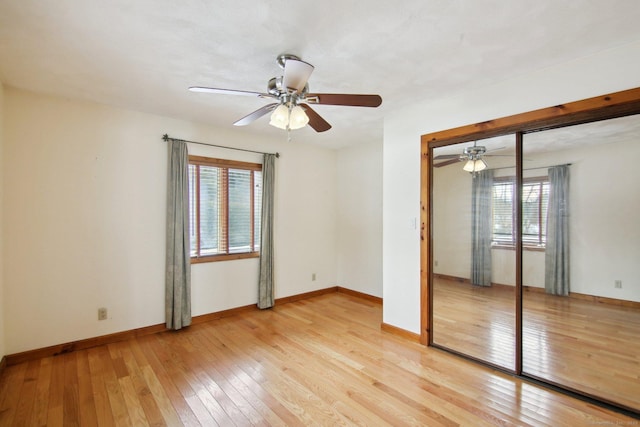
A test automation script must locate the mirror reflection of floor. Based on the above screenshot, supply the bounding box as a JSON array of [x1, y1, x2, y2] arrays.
[[432, 277, 640, 410]]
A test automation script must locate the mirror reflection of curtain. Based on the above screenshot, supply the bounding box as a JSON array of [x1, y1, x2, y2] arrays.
[[545, 165, 570, 295], [471, 169, 494, 286]]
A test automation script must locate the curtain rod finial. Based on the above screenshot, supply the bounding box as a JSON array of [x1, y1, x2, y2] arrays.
[[162, 134, 169, 141], [276, 153, 280, 158]]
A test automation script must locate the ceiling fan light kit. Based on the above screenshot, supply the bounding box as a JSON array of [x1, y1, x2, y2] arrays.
[[268, 104, 309, 130], [189, 54, 382, 134], [463, 158, 487, 173]]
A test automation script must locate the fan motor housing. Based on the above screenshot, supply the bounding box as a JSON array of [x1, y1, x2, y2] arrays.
[[267, 76, 309, 98], [267, 77, 283, 96], [463, 146, 486, 157]]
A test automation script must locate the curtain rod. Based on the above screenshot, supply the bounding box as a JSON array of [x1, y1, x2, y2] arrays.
[[489, 162, 571, 172], [162, 134, 280, 158]]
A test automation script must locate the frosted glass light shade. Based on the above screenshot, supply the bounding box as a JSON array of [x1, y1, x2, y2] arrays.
[[288, 106, 309, 130], [269, 104, 290, 129], [463, 158, 487, 172], [463, 160, 474, 172]]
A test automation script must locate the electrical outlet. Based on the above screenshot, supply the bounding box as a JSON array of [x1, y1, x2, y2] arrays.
[[98, 307, 108, 320], [434, 260, 439, 267], [614, 280, 622, 289], [312, 273, 316, 281]]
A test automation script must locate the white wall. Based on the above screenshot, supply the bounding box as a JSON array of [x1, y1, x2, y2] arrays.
[[432, 161, 472, 280], [0, 82, 5, 359], [336, 140, 383, 297], [383, 40, 640, 334], [3, 87, 338, 354]]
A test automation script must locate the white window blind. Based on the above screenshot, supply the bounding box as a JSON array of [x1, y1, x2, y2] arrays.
[[188, 158, 262, 260], [492, 180, 514, 244], [522, 180, 549, 245], [492, 178, 549, 247], [228, 168, 252, 253], [253, 170, 263, 252]]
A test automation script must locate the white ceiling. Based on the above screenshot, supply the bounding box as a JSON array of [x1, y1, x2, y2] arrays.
[[2, 0, 640, 149]]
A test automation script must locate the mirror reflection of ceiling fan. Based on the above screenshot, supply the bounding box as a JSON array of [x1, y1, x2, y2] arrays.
[[189, 54, 382, 133], [433, 141, 511, 172]]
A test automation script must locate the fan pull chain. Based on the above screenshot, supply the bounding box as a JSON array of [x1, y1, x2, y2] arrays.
[[287, 103, 292, 143]]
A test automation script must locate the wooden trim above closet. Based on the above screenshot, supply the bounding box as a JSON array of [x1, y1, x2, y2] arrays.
[[421, 87, 640, 147]]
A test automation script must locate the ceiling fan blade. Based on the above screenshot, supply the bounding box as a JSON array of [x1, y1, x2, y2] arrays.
[[305, 93, 382, 107], [233, 103, 279, 126], [189, 86, 273, 98], [433, 154, 462, 160], [486, 146, 507, 153], [300, 104, 331, 132], [434, 159, 462, 168], [283, 59, 314, 92]]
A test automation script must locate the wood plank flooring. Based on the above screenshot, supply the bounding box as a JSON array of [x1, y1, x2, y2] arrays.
[[0, 292, 636, 426], [432, 279, 517, 369], [433, 277, 640, 412]]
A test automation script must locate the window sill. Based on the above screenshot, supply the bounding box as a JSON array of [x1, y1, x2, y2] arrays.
[[191, 251, 260, 264], [491, 244, 545, 252]]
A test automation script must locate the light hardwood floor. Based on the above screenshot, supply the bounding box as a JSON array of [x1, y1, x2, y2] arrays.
[[433, 277, 640, 412], [0, 292, 636, 426]]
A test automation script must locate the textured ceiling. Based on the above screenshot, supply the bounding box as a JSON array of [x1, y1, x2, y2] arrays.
[[1, 0, 640, 149]]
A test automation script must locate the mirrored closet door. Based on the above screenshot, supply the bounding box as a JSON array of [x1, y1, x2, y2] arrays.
[[522, 115, 640, 411], [426, 87, 640, 415], [431, 135, 516, 371]]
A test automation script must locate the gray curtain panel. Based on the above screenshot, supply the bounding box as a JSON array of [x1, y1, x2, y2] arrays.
[[165, 140, 192, 329], [545, 165, 570, 296], [258, 153, 276, 309], [471, 169, 494, 286]]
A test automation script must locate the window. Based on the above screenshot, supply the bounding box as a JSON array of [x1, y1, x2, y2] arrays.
[[492, 177, 549, 248], [188, 156, 262, 262]]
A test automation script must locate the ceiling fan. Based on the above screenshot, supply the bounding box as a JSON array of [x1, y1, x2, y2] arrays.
[[433, 141, 510, 172], [189, 54, 382, 133]]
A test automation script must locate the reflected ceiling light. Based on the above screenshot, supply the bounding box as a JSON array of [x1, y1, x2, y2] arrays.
[[269, 103, 309, 130], [463, 158, 487, 173]]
